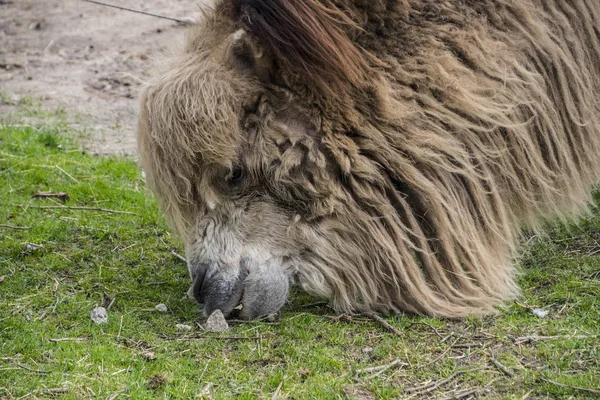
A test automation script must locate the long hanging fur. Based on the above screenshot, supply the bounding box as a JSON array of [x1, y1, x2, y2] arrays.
[[138, 0, 600, 317]]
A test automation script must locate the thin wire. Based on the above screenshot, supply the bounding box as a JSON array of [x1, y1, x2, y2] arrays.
[[80, 0, 191, 24]]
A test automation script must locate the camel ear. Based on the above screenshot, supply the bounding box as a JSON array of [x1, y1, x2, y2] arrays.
[[226, 29, 273, 82], [230, 0, 370, 103]]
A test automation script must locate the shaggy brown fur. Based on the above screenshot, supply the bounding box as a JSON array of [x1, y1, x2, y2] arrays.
[[138, 0, 600, 318]]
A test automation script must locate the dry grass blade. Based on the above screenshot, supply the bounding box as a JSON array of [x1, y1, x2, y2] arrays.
[[49, 337, 90, 343], [514, 335, 597, 344], [271, 380, 284, 400], [542, 378, 600, 394], [44, 387, 69, 394], [160, 334, 266, 341], [0, 224, 29, 230], [12, 362, 50, 374], [452, 342, 484, 348], [356, 359, 408, 376], [31, 205, 136, 215], [171, 250, 187, 263]]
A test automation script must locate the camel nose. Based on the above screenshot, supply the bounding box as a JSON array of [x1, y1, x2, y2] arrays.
[[191, 260, 249, 317]]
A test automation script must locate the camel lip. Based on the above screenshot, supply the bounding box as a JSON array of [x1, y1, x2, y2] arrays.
[[191, 262, 211, 304]]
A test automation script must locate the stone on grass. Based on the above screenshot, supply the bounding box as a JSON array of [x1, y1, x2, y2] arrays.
[[176, 324, 192, 331], [155, 303, 168, 313], [532, 308, 549, 318], [204, 310, 229, 332], [91, 306, 108, 324], [141, 351, 156, 361]]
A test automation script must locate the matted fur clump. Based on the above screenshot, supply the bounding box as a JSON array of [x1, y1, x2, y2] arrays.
[[138, 0, 600, 319]]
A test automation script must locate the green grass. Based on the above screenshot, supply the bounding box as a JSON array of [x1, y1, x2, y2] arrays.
[[0, 112, 598, 399]]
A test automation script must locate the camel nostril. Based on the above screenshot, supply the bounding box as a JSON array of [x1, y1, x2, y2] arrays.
[[192, 262, 210, 303]]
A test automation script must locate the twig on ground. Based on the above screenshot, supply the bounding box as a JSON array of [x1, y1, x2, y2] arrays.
[[49, 337, 90, 342], [488, 350, 513, 377], [439, 388, 479, 400], [405, 372, 461, 394], [452, 342, 484, 348], [541, 378, 600, 394], [12, 362, 50, 374], [356, 359, 408, 379], [514, 335, 597, 344], [361, 311, 404, 338], [159, 334, 266, 341], [171, 250, 187, 263], [44, 388, 69, 395], [407, 368, 485, 396], [31, 205, 136, 215], [33, 191, 70, 202], [0, 224, 29, 230], [228, 319, 281, 326]]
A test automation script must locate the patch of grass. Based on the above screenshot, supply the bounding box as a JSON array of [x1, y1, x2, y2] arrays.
[[0, 119, 598, 399]]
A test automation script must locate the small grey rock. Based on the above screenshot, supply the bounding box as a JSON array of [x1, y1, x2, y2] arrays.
[[29, 21, 42, 30], [204, 310, 229, 332], [91, 306, 108, 324], [362, 347, 373, 354], [175, 324, 192, 331], [24, 242, 44, 252], [532, 308, 549, 318], [266, 313, 278, 322], [141, 351, 156, 361], [155, 304, 168, 313]]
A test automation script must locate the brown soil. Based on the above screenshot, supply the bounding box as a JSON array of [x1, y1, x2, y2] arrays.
[[0, 0, 207, 155]]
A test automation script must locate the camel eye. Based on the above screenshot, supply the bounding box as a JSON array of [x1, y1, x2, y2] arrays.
[[228, 166, 245, 186]]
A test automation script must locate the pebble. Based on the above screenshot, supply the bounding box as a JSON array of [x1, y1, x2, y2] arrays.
[[362, 347, 373, 354], [91, 306, 108, 324], [24, 242, 44, 252], [203, 310, 229, 332], [176, 324, 192, 331], [155, 303, 168, 313], [532, 308, 549, 318]]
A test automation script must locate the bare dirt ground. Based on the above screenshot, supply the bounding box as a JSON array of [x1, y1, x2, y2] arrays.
[[0, 0, 206, 155]]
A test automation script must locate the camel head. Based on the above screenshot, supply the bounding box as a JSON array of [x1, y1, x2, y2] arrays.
[[137, 3, 369, 319]]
